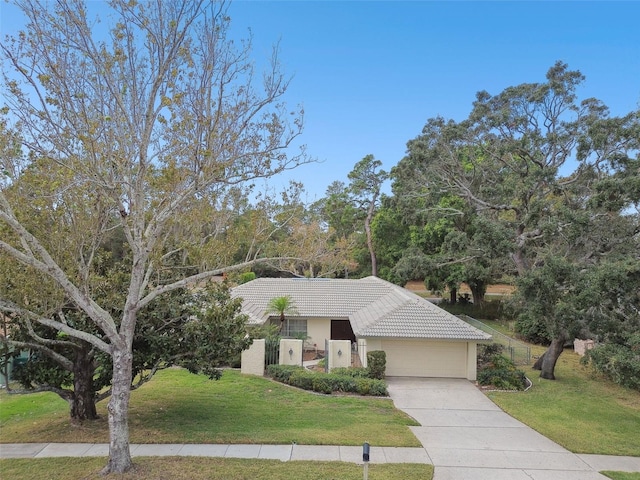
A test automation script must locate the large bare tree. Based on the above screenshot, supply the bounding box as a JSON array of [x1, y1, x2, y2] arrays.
[[0, 0, 306, 473]]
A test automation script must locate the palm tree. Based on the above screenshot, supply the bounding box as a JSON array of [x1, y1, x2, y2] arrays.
[[265, 296, 298, 334]]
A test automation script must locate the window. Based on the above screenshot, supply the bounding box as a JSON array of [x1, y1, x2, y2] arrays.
[[284, 318, 307, 338]]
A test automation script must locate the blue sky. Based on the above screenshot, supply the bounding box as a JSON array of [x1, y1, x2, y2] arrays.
[[226, 1, 640, 199], [2, 1, 639, 200]]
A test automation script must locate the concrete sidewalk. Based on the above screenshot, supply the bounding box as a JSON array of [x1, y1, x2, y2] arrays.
[[0, 442, 426, 463], [386, 377, 640, 480], [2, 378, 639, 480], [1, 441, 639, 476]]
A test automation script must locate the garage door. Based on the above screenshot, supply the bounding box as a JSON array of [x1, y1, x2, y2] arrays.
[[381, 340, 467, 378]]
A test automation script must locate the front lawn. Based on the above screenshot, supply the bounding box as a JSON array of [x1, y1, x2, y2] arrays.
[[488, 347, 640, 456], [602, 473, 640, 480], [0, 457, 433, 480], [0, 368, 420, 446]]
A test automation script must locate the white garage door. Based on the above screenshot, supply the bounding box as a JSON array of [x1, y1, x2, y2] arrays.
[[381, 340, 468, 378]]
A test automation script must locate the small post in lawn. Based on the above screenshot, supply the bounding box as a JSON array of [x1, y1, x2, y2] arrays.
[[363, 441, 370, 480]]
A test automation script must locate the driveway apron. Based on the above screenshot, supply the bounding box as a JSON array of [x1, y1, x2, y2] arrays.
[[386, 377, 611, 480]]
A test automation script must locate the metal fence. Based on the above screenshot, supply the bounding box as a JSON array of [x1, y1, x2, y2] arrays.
[[264, 337, 280, 366], [458, 314, 531, 365]]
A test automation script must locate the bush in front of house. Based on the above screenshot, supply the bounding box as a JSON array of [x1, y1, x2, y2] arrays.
[[355, 377, 388, 396], [331, 367, 370, 378], [477, 343, 527, 390], [367, 350, 386, 380], [265, 364, 388, 396], [266, 364, 300, 383]]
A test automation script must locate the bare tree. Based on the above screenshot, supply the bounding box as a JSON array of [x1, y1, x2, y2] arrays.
[[0, 0, 307, 473]]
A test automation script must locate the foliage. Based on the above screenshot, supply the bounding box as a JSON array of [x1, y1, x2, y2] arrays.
[[0, 0, 307, 471], [265, 296, 298, 323], [265, 364, 388, 396], [177, 283, 252, 379], [347, 154, 389, 277], [367, 350, 386, 380], [477, 344, 527, 391], [477, 343, 505, 363], [581, 334, 640, 391], [331, 367, 371, 378], [438, 298, 505, 321], [238, 272, 256, 284], [266, 364, 301, 383], [477, 355, 527, 391], [4, 282, 250, 417], [390, 61, 640, 380]]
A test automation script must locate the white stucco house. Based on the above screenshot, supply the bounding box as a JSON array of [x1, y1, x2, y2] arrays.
[[231, 276, 491, 380]]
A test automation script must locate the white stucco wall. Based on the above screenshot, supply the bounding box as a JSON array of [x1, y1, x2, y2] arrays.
[[306, 318, 331, 348], [279, 338, 303, 366], [326, 340, 351, 371], [466, 342, 477, 381], [241, 339, 265, 376]]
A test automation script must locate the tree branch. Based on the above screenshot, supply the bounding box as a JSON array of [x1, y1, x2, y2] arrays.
[[0, 300, 111, 354], [138, 257, 300, 309]]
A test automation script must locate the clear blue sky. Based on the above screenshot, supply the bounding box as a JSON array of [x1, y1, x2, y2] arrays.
[[2, 1, 639, 200], [226, 1, 640, 199]]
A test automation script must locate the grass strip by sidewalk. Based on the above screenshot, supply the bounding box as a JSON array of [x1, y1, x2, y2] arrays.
[[0, 368, 420, 446], [488, 345, 640, 456], [602, 473, 640, 480], [0, 457, 434, 480]]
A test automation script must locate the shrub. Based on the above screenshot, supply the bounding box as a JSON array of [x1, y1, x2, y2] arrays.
[[265, 364, 388, 396], [477, 343, 504, 368], [514, 312, 551, 345], [477, 353, 527, 390], [288, 371, 316, 391], [238, 272, 256, 284], [367, 350, 386, 379], [331, 367, 370, 378], [582, 338, 640, 391], [311, 375, 334, 394], [355, 378, 388, 396], [266, 364, 302, 383]]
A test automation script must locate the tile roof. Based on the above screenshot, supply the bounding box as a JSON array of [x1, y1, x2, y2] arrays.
[[231, 276, 491, 341]]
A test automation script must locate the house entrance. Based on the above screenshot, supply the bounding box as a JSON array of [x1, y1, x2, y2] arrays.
[[330, 320, 356, 343]]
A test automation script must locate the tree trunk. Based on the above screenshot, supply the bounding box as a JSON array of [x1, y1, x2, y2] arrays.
[[365, 213, 377, 277], [511, 225, 530, 275], [535, 337, 566, 380], [101, 347, 133, 474], [449, 287, 457, 305], [469, 281, 486, 306], [70, 348, 98, 423]]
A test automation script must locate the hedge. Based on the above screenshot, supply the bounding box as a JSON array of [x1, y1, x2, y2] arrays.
[[266, 364, 388, 396]]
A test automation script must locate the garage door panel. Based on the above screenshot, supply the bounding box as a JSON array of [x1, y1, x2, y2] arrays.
[[381, 340, 467, 378]]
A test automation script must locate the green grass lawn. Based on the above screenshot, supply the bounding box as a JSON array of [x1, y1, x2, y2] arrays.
[[0, 457, 433, 480], [2, 344, 639, 479], [488, 346, 640, 456], [0, 368, 420, 446], [602, 473, 640, 480]]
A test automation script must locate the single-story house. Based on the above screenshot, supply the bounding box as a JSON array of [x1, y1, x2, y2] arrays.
[[231, 276, 491, 380]]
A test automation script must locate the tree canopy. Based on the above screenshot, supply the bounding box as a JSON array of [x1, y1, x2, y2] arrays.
[[392, 62, 640, 379], [1, 0, 306, 473]]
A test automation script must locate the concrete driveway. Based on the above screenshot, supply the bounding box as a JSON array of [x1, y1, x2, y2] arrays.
[[386, 377, 624, 480]]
